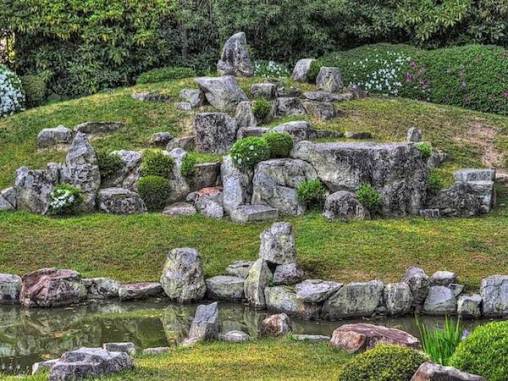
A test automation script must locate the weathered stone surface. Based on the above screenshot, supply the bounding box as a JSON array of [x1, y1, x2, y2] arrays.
[[187, 162, 221, 192], [225, 260, 254, 279], [457, 294, 482, 319], [150, 132, 173, 147], [330, 323, 420, 353], [161, 248, 206, 303], [423, 286, 457, 315], [454, 169, 496, 182], [190, 186, 224, 219], [252, 159, 318, 216], [411, 362, 486, 381], [206, 275, 244, 301], [450, 283, 464, 297], [407, 127, 422, 143], [217, 32, 253, 77], [316, 67, 343, 93], [276, 85, 301, 98], [295, 279, 342, 303], [403, 267, 431, 308], [292, 334, 330, 342], [292, 141, 428, 216], [175, 102, 192, 111], [261, 313, 291, 336], [187, 302, 220, 342], [230, 204, 278, 224], [251, 83, 276, 99], [142, 347, 170, 355], [102, 342, 136, 356], [83, 277, 120, 299], [235, 101, 257, 128], [323, 191, 369, 221], [291, 59, 315, 82], [259, 222, 297, 265], [427, 149, 448, 169], [428, 182, 485, 217], [167, 136, 195, 152], [272, 263, 305, 285], [0, 273, 22, 304], [431, 271, 457, 286], [272, 121, 313, 142], [98, 187, 146, 214], [32, 359, 58, 375], [221, 330, 250, 342], [37, 126, 73, 149], [103, 150, 142, 191], [74, 121, 123, 134], [237, 126, 269, 139], [118, 282, 163, 301], [302, 101, 336, 120], [162, 202, 197, 217], [322, 281, 384, 320], [15, 164, 60, 214], [167, 148, 191, 203], [20, 268, 86, 308], [180, 88, 205, 108], [49, 347, 133, 381], [345, 131, 372, 139], [0, 187, 16, 210], [275, 97, 305, 117], [131, 91, 171, 103], [194, 112, 238, 154], [61, 132, 101, 211], [221, 155, 252, 214], [419, 209, 441, 219], [195, 76, 248, 111], [464, 180, 495, 213], [384, 282, 413, 316], [244, 258, 273, 308], [264, 286, 321, 320], [303, 91, 341, 102], [480, 275, 507, 317]]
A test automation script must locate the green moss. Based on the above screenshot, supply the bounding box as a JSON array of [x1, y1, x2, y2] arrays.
[[416, 142, 432, 159], [137, 176, 170, 211]]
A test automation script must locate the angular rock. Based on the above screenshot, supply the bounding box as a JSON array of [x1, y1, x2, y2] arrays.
[[83, 277, 120, 300], [244, 258, 273, 308], [0, 187, 16, 209], [74, 121, 123, 134], [150, 132, 173, 147], [403, 267, 431, 308], [275, 97, 305, 117], [118, 282, 163, 301], [221, 155, 252, 214], [162, 202, 197, 217], [0, 194, 14, 211], [167, 148, 191, 203], [167, 136, 195, 152], [272, 121, 313, 142], [217, 32, 253, 77], [316, 67, 343, 93], [411, 362, 486, 381], [142, 347, 170, 355], [384, 282, 413, 316], [330, 323, 420, 353], [20, 268, 86, 308], [206, 275, 245, 301], [187, 302, 220, 342], [322, 280, 384, 320], [276, 85, 301, 98], [103, 150, 142, 191], [102, 342, 136, 356], [195, 76, 248, 111], [175, 102, 192, 111], [427, 149, 448, 169], [428, 182, 485, 217], [221, 330, 250, 342], [0, 273, 22, 304], [464, 180, 495, 213], [449, 283, 464, 298], [345, 131, 372, 139], [61, 132, 101, 211], [230, 204, 278, 224], [235, 101, 257, 128], [160, 247, 206, 303], [295, 279, 342, 303], [131, 91, 171, 103], [272, 263, 305, 285], [431, 271, 457, 286], [303, 101, 336, 120], [261, 313, 291, 336], [187, 162, 221, 192], [32, 359, 58, 375], [259, 222, 297, 265], [457, 294, 482, 319], [191, 186, 224, 219], [98, 187, 146, 214], [225, 260, 254, 279], [423, 286, 457, 315], [179, 88, 205, 108], [37, 126, 73, 149], [291, 59, 315, 82], [303, 91, 341, 102], [251, 83, 276, 99], [407, 127, 422, 143], [237, 126, 269, 139], [292, 334, 330, 342], [252, 159, 318, 216], [15, 164, 60, 214], [454, 168, 496, 182], [193, 112, 238, 154], [264, 286, 321, 320], [323, 191, 369, 221], [480, 275, 507, 317]]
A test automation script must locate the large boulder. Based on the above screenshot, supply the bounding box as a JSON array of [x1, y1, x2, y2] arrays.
[[186, 302, 220, 343], [20, 268, 86, 308], [221, 155, 253, 214], [323, 191, 369, 221], [480, 275, 507, 317], [15, 164, 60, 214], [244, 258, 273, 308], [98, 188, 146, 214], [330, 323, 420, 354], [193, 112, 238, 154], [264, 286, 321, 320], [259, 222, 297, 265], [61, 132, 101, 211], [411, 362, 486, 381], [321, 280, 384, 320], [403, 267, 430, 309], [217, 32, 254, 77], [316, 67, 343, 93], [37, 126, 73, 149], [206, 275, 245, 301], [292, 141, 428, 216], [272, 121, 313, 142], [103, 150, 142, 191], [423, 286, 457, 315], [295, 279, 342, 303], [252, 159, 318, 216], [384, 282, 414, 316], [261, 313, 291, 336], [195, 76, 248, 112], [160, 248, 206, 303], [0, 273, 22, 304], [291, 59, 315, 82]]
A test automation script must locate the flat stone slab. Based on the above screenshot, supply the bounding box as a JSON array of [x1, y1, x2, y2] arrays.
[[295, 279, 342, 303], [230, 204, 278, 224], [118, 282, 163, 301]]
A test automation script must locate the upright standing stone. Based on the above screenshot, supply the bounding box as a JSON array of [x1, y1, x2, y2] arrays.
[[217, 32, 254, 77], [259, 222, 297, 265], [221, 156, 252, 214], [15, 164, 60, 214], [316, 67, 343, 93], [193, 113, 238, 154], [292, 59, 315, 82], [195, 76, 248, 112], [384, 282, 414, 316], [244, 258, 273, 308], [187, 302, 220, 342], [235, 101, 257, 128], [480, 275, 507, 317], [407, 127, 422, 143], [457, 294, 482, 319], [0, 274, 22, 304], [403, 267, 430, 309]]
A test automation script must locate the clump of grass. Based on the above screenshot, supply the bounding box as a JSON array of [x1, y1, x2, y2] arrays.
[[416, 317, 463, 366], [356, 183, 381, 212], [297, 179, 326, 209], [416, 142, 433, 159]]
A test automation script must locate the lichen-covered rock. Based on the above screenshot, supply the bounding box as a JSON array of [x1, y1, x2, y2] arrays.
[[167, 136, 196, 152], [15, 164, 60, 214], [261, 313, 291, 336], [98, 188, 146, 214], [407, 127, 422, 143], [235, 101, 257, 128], [162, 202, 197, 217], [384, 282, 413, 316], [149, 132, 173, 147], [0, 273, 22, 304], [252, 159, 318, 216], [230, 204, 278, 224], [37, 126, 73, 149], [321, 280, 384, 320], [457, 294, 482, 319], [83, 277, 120, 299], [264, 286, 321, 320], [291, 59, 315, 82], [423, 286, 457, 315], [74, 121, 123, 134], [195, 76, 248, 111], [221, 155, 253, 215], [403, 267, 431, 309], [295, 279, 342, 303], [187, 302, 220, 342], [275, 97, 305, 117], [454, 169, 496, 182], [244, 258, 273, 308], [102, 342, 136, 356], [103, 150, 142, 191], [225, 260, 254, 279], [187, 162, 221, 192], [302, 101, 336, 120], [272, 263, 305, 285], [272, 121, 313, 142], [167, 148, 191, 203], [221, 330, 250, 342], [217, 32, 253, 77], [431, 271, 457, 286], [323, 191, 369, 221], [118, 282, 163, 301], [190, 186, 224, 219], [259, 222, 297, 265], [251, 83, 276, 99], [0, 187, 16, 209], [193, 112, 238, 154], [180, 88, 205, 108], [206, 275, 245, 301], [427, 182, 485, 217], [480, 275, 507, 317], [316, 67, 343, 93], [411, 362, 486, 381]]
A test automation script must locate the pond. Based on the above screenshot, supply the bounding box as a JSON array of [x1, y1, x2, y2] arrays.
[[0, 299, 489, 375]]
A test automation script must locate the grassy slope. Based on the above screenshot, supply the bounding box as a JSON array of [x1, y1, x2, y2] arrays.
[[0, 77, 507, 289]]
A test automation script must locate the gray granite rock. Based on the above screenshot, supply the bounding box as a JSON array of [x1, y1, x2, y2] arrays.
[[180, 88, 205, 108], [230, 204, 278, 224], [423, 286, 457, 315], [272, 121, 313, 142], [217, 32, 253, 77], [131, 91, 171, 103], [344, 131, 372, 139], [167, 136, 195, 152], [431, 271, 457, 286], [167, 148, 191, 203], [251, 83, 276, 99], [454, 168, 496, 182], [428, 182, 485, 217], [237, 126, 269, 139], [295, 279, 342, 303], [187, 162, 221, 192], [419, 209, 441, 219], [407, 127, 422, 143], [194, 112, 238, 154], [37, 126, 73, 149], [302, 101, 336, 120], [103, 150, 142, 191], [316, 67, 342, 93], [221, 155, 253, 214], [175, 102, 192, 111], [206, 275, 245, 301], [142, 347, 170, 355], [303, 91, 341, 102], [83, 277, 120, 299], [384, 282, 413, 316], [457, 294, 482, 319], [264, 286, 321, 320], [0, 187, 16, 209], [403, 267, 431, 308], [259, 222, 297, 265], [118, 282, 163, 301], [261, 313, 291, 336], [225, 260, 254, 279], [221, 330, 250, 342], [272, 263, 305, 285], [102, 342, 136, 356], [244, 258, 273, 308], [275, 97, 305, 117], [292, 334, 330, 342], [98, 187, 146, 214], [0, 273, 22, 304], [162, 202, 197, 217], [15, 164, 60, 214], [32, 359, 58, 375], [150, 132, 173, 147], [235, 101, 257, 128], [191, 187, 224, 219], [195, 76, 248, 111], [74, 121, 123, 134], [292, 59, 315, 82], [480, 275, 507, 317], [323, 191, 369, 221], [187, 302, 220, 342]]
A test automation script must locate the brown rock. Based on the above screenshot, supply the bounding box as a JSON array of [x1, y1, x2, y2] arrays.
[[411, 362, 485, 381], [261, 313, 291, 336], [330, 323, 420, 353]]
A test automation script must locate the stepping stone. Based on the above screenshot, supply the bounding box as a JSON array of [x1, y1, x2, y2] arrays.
[[230, 204, 278, 224]]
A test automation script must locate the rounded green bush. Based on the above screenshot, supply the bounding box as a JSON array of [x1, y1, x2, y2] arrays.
[[47, 184, 83, 216], [356, 183, 381, 212], [137, 176, 171, 211], [264, 131, 293, 158], [20, 72, 50, 107], [449, 321, 508, 381], [338, 344, 428, 381], [230, 137, 271, 170], [415, 142, 432, 160], [297, 179, 326, 209], [97, 150, 124, 182], [181, 152, 198, 177], [141, 150, 174, 179], [252, 98, 272, 122]]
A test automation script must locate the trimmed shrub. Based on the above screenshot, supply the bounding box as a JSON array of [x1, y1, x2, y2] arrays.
[[97, 150, 124, 183], [415, 142, 432, 160], [181, 152, 198, 177], [297, 179, 326, 209], [20, 72, 50, 107], [0, 64, 25, 117], [449, 321, 508, 381], [136, 66, 196, 85], [141, 150, 174, 179], [230, 137, 271, 170], [338, 344, 428, 381], [137, 175, 170, 211], [356, 183, 381, 212], [252, 98, 272, 123], [47, 184, 83, 216], [264, 132, 293, 158]]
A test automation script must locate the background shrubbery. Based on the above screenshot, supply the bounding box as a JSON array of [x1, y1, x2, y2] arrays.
[[0, 64, 24, 117]]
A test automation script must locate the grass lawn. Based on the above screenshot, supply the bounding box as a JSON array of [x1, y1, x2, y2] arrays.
[[3, 339, 351, 381]]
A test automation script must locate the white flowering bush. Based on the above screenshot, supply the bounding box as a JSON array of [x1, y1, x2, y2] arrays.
[[254, 60, 290, 78], [0, 64, 25, 117], [47, 184, 83, 215], [230, 137, 271, 170]]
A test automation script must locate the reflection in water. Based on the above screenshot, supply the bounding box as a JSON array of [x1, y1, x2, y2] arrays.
[[0, 300, 489, 375]]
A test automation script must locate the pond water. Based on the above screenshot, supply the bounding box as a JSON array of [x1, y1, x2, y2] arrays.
[[0, 299, 489, 375]]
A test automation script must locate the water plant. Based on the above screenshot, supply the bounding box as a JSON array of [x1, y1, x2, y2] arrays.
[[416, 317, 463, 366]]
